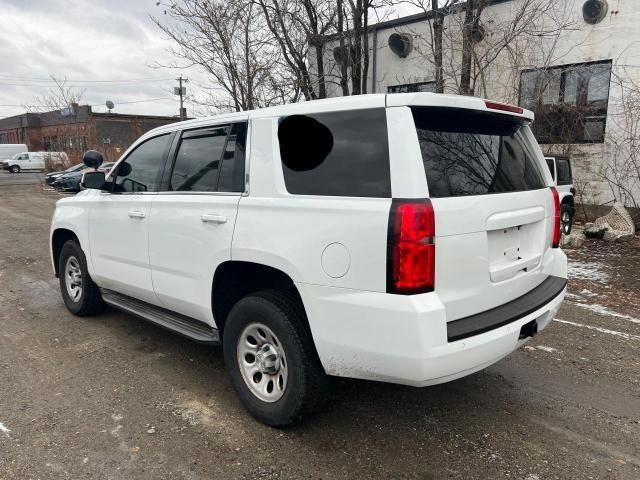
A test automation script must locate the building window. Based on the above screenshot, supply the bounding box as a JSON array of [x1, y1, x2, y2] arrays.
[[519, 60, 612, 143], [388, 82, 436, 94]]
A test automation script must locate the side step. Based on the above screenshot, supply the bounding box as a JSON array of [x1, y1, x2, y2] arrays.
[[101, 289, 220, 345]]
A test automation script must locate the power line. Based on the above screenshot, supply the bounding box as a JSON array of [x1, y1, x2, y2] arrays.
[[0, 74, 175, 83]]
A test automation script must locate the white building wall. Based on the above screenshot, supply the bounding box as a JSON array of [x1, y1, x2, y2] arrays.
[[318, 0, 640, 206]]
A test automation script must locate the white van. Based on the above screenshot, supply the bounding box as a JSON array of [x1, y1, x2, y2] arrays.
[[0, 144, 28, 167], [4, 151, 66, 173]]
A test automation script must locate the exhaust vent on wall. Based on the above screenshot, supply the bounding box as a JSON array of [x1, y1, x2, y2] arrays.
[[388, 33, 413, 58], [582, 0, 608, 24]]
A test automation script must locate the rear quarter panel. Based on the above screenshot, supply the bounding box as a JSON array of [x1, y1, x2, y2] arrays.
[[232, 117, 391, 292]]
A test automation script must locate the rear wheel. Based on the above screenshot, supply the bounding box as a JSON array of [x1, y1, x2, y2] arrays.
[[58, 240, 105, 316], [9, 165, 19, 173], [561, 204, 573, 235], [223, 290, 329, 427]]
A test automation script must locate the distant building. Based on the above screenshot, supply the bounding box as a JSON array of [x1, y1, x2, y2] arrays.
[[0, 104, 179, 165], [315, 0, 640, 206]]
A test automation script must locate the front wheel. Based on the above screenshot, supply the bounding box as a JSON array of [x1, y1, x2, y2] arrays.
[[223, 290, 329, 427], [9, 165, 20, 173], [58, 240, 105, 316], [561, 204, 573, 235]]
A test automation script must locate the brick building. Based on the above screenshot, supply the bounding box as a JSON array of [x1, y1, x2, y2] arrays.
[[0, 104, 179, 166]]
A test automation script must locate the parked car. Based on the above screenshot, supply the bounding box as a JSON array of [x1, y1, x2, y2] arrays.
[[4, 151, 66, 173], [50, 93, 568, 426], [0, 144, 28, 168], [53, 162, 116, 192], [45, 163, 85, 186], [545, 156, 575, 234]]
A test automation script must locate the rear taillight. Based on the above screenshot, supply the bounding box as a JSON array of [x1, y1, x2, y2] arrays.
[[387, 199, 435, 294], [550, 187, 560, 248], [484, 100, 524, 115]]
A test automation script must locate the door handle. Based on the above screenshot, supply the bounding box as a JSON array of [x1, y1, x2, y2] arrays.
[[128, 210, 146, 219], [201, 213, 227, 224]]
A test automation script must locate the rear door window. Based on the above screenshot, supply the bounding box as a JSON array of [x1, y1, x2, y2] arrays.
[[278, 108, 391, 198], [411, 107, 546, 198], [546, 158, 555, 181], [556, 158, 572, 185], [166, 122, 247, 193]]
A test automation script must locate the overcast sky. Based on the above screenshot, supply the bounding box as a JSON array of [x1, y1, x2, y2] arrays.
[[0, 0, 420, 119]]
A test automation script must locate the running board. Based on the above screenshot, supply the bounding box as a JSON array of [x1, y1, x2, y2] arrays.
[[101, 289, 220, 345]]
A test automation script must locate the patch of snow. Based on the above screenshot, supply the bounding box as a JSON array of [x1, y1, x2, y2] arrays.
[[565, 293, 584, 302], [580, 289, 598, 297], [568, 260, 610, 284], [0, 422, 11, 437], [554, 318, 640, 341], [573, 303, 640, 325], [535, 345, 558, 353]]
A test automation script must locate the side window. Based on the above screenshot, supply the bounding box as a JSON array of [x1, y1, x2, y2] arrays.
[[546, 158, 555, 180], [168, 122, 247, 193], [217, 123, 247, 192], [170, 126, 229, 192], [115, 134, 171, 193], [278, 109, 391, 198], [557, 158, 572, 185]]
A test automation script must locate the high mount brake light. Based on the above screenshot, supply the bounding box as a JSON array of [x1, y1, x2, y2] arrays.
[[550, 187, 561, 248], [484, 100, 524, 115], [387, 199, 435, 294]]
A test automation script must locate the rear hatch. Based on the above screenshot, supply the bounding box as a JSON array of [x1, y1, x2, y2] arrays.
[[411, 106, 555, 321]]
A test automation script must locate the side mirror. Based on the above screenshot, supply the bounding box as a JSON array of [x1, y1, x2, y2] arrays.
[[82, 171, 106, 190], [83, 150, 104, 169]]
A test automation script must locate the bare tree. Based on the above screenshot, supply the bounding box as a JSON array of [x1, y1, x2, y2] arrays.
[[398, 0, 574, 97], [599, 67, 640, 212], [255, 0, 336, 100], [152, 0, 298, 112], [22, 76, 86, 170], [24, 76, 84, 113]]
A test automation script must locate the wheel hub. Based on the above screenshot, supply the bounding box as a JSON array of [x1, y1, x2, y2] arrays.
[[64, 255, 83, 302], [237, 322, 288, 402], [256, 343, 280, 374]]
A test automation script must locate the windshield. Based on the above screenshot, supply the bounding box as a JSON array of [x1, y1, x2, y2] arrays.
[[411, 107, 546, 198]]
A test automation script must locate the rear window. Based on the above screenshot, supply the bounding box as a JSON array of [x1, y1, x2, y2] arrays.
[[278, 108, 391, 198], [546, 158, 555, 180], [557, 158, 572, 185], [411, 107, 546, 198]]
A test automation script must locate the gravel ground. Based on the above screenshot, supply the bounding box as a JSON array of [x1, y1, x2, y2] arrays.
[[0, 185, 639, 480]]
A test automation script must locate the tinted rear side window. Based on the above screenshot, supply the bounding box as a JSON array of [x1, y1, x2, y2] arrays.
[[278, 108, 391, 197], [546, 158, 555, 180], [557, 158, 572, 185], [411, 107, 545, 198]]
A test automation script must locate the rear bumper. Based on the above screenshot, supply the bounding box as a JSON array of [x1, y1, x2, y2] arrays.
[[298, 252, 567, 387]]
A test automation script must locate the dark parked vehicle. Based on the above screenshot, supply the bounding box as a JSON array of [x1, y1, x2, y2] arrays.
[[45, 163, 85, 186], [53, 162, 116, 192]]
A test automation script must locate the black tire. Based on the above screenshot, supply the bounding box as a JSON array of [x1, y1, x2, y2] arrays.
[[561, 204, 573, 235], [58, 240, 105, 316], [9, 165, 19, 173], [223, 290, 330, 427]]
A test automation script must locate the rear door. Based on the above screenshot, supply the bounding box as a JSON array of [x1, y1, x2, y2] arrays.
[[148, 121, 248, 324], [409, 106, 555, 321]]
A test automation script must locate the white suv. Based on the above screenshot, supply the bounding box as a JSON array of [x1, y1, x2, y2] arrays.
[[50, 93, 567, 426]]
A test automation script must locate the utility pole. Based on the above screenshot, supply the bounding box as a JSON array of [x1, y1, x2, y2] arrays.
[[174, 76, 188, 120]]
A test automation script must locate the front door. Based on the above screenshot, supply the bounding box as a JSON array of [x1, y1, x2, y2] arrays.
[[149, 121, 248, 324], [89, 132, 174, 304]]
